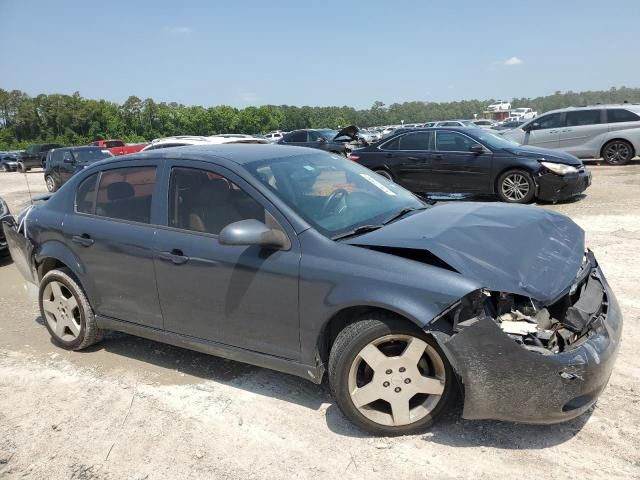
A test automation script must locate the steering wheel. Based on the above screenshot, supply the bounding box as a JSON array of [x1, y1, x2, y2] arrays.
[[322, 188, 349, 215]]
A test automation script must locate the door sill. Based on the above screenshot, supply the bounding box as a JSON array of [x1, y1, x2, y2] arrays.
[[95, 315, 324, 383]]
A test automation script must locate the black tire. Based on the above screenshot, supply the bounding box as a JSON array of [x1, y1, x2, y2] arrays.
[[602, 139, 634, 166], [39, 268, 103, 351], [17, 162, 27, 173], [328, 313, 455, 436], [45, 174, 58, 192], [496, 169, 535, 203], [374, 169, 394, 181]]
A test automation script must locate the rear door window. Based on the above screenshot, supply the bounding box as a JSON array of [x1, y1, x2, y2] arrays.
[[607, 108, 640, 123], [75, 173, 99, 214], [94, 167, 157, 223], [565, 110, 602, 126], [398, 131, 433, 150], [284, 131, 308, 143]]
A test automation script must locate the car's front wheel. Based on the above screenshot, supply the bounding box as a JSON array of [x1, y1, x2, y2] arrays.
[[328, 314, 454, 436], [0, 163, 9, 172], [17, 162, 28, 173], [39, 268, 103, 351], [45, 175, 58, 192], [602, 139, 634, 165], [497, 169, 535, 203]]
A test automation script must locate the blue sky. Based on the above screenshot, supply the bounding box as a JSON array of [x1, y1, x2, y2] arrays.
[[1, 0, 639, 109]]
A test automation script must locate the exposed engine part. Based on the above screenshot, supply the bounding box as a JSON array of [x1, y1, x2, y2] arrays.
[[440, 269, 603, 355]]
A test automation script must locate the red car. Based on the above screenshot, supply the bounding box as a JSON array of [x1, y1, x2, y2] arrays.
[[89, 139, 147, 156]]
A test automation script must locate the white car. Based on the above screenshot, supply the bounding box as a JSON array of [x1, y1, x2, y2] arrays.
[[502, 104, 640, 165], [264, 131, 286, 142], [487, 100, 511, 111], [472, 119, 500, 129], [141, 135, 268, 151], [510, 108, 537, 120]]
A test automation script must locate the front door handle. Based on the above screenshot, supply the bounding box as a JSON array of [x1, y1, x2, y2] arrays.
[[72, 234, 94, 247], [433, 154, 443, 159], [158, 249, 189, 265]]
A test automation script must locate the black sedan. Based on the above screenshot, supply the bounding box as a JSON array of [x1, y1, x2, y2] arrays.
[[349, 127, 591, 203], [2, 145, 620, 435], [277, 126, 362, 155]]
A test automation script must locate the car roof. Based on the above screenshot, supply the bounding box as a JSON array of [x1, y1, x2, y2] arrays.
[[121, 143, 323, 166], [58, 146, 105, 152], [543, 103, 640, 114]]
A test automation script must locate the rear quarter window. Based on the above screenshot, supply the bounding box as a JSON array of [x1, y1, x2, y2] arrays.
[[607, 109, 640, 123]]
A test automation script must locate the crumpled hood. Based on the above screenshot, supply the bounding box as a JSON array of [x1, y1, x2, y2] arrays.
[[347, 202, 585, 304], [334, 125, 359, 141], [504, 145, 582, 166]]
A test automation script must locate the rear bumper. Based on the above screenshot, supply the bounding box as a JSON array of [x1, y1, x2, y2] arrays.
[[441, 259, 622, 424], [536, 169, 591, 202]]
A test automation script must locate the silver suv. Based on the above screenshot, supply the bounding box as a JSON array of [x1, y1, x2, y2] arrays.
[[502, 104, 640, 165]]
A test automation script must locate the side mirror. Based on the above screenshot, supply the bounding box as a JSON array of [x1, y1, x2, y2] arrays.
[[470, 144, 484, 154], [523, 123, 537, 132], [63, 157, 75, 164], [316, 137, 327, 143], [219, 219, 290, 250]]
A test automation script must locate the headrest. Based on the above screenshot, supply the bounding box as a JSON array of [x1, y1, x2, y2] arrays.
[[107, 182, 135, 201]]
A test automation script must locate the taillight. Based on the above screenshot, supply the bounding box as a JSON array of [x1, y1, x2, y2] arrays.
[[348, 154, 360, 162]]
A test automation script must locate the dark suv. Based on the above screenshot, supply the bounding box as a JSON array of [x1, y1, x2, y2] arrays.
[[44, 146, 113, 192], [277, 126, 361, 155], [17, 143, 64, 172]]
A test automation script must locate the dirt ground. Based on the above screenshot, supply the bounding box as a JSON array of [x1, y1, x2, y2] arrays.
[[1, 163, 639, 480]]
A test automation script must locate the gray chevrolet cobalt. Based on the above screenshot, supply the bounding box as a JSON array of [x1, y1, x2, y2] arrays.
[[2, 145, 621, 436]]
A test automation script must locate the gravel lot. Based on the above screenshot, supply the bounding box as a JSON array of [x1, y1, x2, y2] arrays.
[[1, 164, 639, 479]]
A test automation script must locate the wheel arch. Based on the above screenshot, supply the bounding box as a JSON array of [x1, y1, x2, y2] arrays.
[[600, 137, 636, 159], [35, 241, 89, 293], [316, 304, 429, 365]]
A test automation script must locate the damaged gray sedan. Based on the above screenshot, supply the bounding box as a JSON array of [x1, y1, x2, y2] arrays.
[[2, 145, 621, 436]]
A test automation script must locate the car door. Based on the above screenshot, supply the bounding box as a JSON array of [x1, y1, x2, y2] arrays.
[[377, 131, 434, 191], [152, 160, 301, 359], [521, 112, 563, 148], [281, 130, 309, 147], [558, 109, 607, 157], [431, 130, 493, 193], [62, 162, 164, 328], [59, 150, 75, 183]]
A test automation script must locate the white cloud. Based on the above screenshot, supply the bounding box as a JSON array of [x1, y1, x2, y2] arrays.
[[165, 26, 193, 35], [502, 56, 524, 66]]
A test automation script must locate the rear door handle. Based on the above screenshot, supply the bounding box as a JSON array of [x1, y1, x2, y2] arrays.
[[72, 234, 94, 247], [158, 249, 189, 265]]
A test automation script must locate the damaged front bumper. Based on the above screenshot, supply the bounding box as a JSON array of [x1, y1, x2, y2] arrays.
[[536, 168, 592, 202], [434, 259, 622, 424]]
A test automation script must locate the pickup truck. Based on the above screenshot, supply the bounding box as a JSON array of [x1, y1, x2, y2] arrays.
[[89, 139, 147, 156], [17, 143, 65, 171]]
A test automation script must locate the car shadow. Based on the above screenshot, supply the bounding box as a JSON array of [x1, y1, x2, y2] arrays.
[[56, 326, 331, 411], [0, 254, 13, 267], [33, 314, 593, 444], [325, 393, 593, 447]]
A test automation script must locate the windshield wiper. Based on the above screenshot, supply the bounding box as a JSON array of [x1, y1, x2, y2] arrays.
[[382, 206, 427, 225], [332, 224, 383, 240]]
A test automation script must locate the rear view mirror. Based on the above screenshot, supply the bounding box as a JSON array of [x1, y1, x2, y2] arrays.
[[219, 219, 290, 250]]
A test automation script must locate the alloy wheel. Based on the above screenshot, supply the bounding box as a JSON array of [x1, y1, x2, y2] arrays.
[[501, 173, 530, 201], [42, 280, 82, 342], [45, 176, 56, 192], [604, 141, 631, 165], [347, 334, 446, 427]]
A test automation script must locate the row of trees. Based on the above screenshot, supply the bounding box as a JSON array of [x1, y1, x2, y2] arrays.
[[1, 86, 640, 150]]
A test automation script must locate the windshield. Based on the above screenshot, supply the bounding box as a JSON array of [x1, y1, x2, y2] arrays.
[[318, 129, 338, 141], [473, 131, 521, 149], [73, 149, 113, 163], [245, 152, 424, 238]]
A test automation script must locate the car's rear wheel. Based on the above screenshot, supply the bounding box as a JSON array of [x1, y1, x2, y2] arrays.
[[17, 162, 28, 173], [39, 268, 103, 351], [497, 169, 535, 203], [602, 140, 634, 165], [328, 314, 454, 436], [374, 169, 394, 181], [45, 175, 58, 192]]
